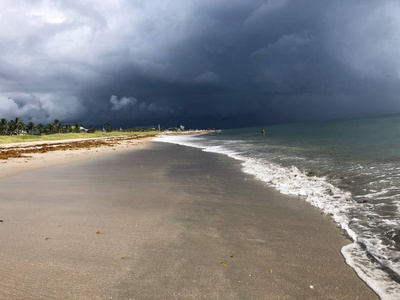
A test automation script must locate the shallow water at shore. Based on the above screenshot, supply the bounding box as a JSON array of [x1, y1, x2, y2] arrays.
[[154, 114, 400, 299]]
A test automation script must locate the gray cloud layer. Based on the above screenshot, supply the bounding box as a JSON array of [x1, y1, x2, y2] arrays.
[[1, 0, 400, 128]]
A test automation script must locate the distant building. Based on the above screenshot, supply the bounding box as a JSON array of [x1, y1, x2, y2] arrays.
[[71, 125, 88, 132]]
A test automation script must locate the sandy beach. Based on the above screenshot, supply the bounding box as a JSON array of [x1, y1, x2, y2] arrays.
[[0, 135, 156, 179], [0, 139, 378, 299]]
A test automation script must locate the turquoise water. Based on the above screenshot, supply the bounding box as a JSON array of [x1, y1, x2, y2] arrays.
[[155, 114, 400, 299]]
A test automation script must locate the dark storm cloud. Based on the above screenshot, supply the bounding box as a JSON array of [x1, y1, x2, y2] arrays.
[[1, 0, 400, 128]]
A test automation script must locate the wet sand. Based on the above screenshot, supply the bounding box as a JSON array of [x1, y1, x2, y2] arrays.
[[0, 142, 378, 299]]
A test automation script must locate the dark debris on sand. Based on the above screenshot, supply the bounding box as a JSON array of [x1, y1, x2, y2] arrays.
[[0, 135, 156, 160]]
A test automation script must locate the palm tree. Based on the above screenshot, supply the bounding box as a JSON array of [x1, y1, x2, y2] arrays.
[[14, 117, 24, 135], [26, 122, 35, 134], [74, 122, 80, 133], [0, 118, 7, 135], [37, 123, 44, 135], [104, 122, 111, 132], [45, 123, 54, 134], [7, 119, 16, 135], [65, 124, 72, 133], [54, 119, 62, 133]]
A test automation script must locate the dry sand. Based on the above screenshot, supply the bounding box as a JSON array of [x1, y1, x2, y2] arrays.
[[0, 141, 378, 299], [0, 135, 155, 179]]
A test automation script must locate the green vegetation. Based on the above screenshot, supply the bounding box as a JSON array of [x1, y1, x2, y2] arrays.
[[0, 117, 159, 145]]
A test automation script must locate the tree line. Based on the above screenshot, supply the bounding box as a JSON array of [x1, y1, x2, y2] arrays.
[[0, 117, 95, 135], [0, 117, 159, 135], [0, 118, 154, 136]]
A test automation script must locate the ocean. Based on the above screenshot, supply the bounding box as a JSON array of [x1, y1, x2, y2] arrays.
[[154, 114, 400, 300]]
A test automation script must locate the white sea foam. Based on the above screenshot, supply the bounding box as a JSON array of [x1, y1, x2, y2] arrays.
[[342, 243, 400, 300], [153, 135, 207, 148], [154, 134, 400, 299]]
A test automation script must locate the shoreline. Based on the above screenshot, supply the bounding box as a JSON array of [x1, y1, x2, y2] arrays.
[[0, 139, 378, 299], [0, 131, 212, 179]]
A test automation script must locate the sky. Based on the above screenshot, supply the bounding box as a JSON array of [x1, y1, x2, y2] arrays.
[[1, 0, 400, 128]]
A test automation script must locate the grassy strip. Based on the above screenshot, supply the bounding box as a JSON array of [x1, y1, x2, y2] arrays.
[[0, 131, 159, 145]]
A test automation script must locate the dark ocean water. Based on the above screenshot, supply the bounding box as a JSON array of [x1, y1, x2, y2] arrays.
[[155, 114, 400, 299]]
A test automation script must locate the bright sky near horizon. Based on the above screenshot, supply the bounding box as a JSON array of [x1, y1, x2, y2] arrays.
[[1, 0, 400, 128]]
